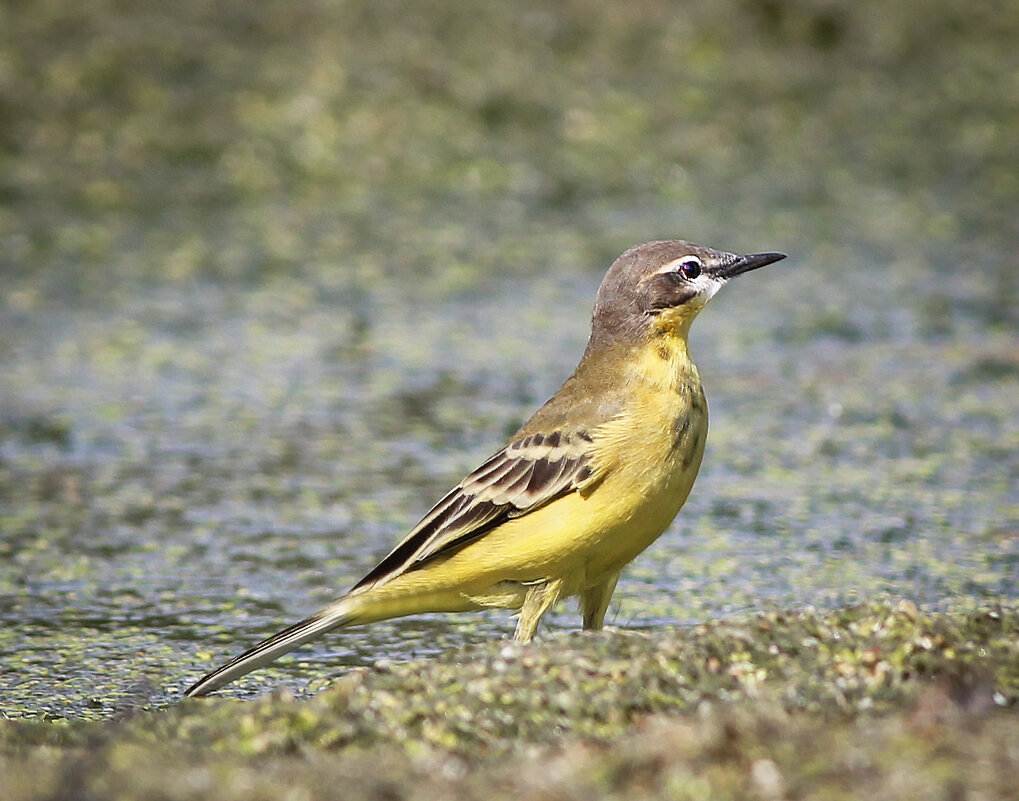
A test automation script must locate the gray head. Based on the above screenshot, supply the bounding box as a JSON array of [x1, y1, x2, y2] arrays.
[[589, 240, 786, 344]]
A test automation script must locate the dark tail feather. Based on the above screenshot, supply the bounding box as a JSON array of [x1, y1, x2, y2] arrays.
[[184, 598, 357, 697]]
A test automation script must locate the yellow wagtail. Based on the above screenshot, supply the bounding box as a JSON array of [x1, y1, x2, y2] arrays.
[[185, 240, 785, 697]]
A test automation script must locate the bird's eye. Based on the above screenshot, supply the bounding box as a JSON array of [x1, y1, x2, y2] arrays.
[[677, 259, 701, 280]]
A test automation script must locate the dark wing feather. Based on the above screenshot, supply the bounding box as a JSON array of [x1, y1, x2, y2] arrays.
[[351, 429, 600, 591]]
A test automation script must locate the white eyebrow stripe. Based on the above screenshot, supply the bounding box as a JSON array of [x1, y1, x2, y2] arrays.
[[652, 255, 702, 277]]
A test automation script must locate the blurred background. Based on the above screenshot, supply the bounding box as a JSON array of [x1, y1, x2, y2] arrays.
[[1, 0, 1016, 718]]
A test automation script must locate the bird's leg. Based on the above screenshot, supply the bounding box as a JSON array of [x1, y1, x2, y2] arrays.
[[513, 578, 565, 642], [580, 570, 620, 630]]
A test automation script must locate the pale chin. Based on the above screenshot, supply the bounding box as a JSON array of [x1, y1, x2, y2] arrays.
[[698, 280, 723, 304]]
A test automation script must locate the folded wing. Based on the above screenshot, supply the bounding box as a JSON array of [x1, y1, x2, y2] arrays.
[[352, 429, 602, 590]]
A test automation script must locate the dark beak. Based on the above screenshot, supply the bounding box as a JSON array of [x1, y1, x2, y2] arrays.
[[717, 251, 786, 279]]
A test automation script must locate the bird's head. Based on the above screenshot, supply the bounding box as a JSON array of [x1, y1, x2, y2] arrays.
[[590, 240, 786, 343]]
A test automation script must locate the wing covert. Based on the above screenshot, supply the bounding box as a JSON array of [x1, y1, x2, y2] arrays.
[[351, 429, 600, 590]]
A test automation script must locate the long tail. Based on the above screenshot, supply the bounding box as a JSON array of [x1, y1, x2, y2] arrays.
[[184, 596, 360, 697], [184, 585, 479, 697]]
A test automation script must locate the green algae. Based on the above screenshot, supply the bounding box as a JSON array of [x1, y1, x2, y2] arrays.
[[171, 604, 1019, 756], [0, 5, 1017, 799], [2, 605, 1017, 799]]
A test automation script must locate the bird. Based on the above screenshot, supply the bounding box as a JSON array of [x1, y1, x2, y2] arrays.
[[184, 240, 785, 697]]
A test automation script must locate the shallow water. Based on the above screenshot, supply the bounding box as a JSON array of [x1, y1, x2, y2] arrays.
[[2, 254, 1014, 718], [1, 0, 1016, 718]]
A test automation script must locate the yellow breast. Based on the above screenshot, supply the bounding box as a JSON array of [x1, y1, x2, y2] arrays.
[[580, 343, 708, 575]]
